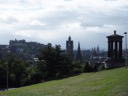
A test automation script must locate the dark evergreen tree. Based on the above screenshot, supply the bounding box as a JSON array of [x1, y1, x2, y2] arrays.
[[39, 45, 72, 79]]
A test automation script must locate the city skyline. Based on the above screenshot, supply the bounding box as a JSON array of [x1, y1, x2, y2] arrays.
[[0, 0, 128, 49]]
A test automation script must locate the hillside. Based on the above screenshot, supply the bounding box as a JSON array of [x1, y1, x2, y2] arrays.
[[0, 67, 128, 96]]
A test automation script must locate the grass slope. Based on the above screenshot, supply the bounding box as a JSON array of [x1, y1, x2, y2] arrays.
[[0, 67, 128, 96]]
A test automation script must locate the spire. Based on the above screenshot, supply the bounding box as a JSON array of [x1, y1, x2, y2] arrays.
[[97, 45, 99, 52], [76, 42, 82, 62], [78, 42, 80, 50], [68, 36, 71, 41], [94, 47, 96, 52]]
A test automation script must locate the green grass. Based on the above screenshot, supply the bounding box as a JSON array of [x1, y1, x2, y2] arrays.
[[0, 67, 128, 96]]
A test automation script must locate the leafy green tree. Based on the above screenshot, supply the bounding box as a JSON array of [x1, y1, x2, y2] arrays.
[[57, 54, 72, 76], [39, 45, 72, 79], [40, 44, 56, 79], [5, 54, 29, 87], [36, 60, 47, 80], [0, 61, 6, 88], [71, 61, 84, 74], [84, 62, 94, 72], [20, 65, 36, 86]]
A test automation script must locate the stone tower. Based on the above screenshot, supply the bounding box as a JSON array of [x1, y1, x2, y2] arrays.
[[76, 42, 82, 62], [106, 30, 125, 68], [66, 36, 74, 58]]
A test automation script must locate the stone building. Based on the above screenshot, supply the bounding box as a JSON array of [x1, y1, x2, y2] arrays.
[[66, 36, 74, 58], [105, 30, 125, 68]]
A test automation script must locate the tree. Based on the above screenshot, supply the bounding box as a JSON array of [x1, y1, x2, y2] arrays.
[[5, 54, 29, 87], [71, 60, 85, 74], [84, 62, 94, 72], [39, 45, 72, 79], [36, 60, 47, 81], [0, 61, 6, 88]]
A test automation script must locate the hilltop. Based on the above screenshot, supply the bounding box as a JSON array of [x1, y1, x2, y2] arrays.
[[0, 67, 128, 96]]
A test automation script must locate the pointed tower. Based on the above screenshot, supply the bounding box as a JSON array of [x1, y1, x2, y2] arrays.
[[93, 47, 97, 56], [97, 45, 99, 52], [76, 42, 82, 62], [66, 36, 74, 58], [94, 47, 96, 52]]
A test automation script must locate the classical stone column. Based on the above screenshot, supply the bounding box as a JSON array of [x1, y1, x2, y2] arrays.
[[119, 41, 122, 58], [117, 42, 119, 58], [115, 41, 117, 58], [111, 41, 113, 58], [108, 41, 111, 57]]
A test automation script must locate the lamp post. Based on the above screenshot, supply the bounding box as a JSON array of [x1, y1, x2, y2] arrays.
[[124, 32, 127, 68], [6, 50, 10, 91], [6, 61, 8, 91]]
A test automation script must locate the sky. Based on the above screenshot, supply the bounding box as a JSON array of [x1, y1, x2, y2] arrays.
[[0, 0, 128, 50]]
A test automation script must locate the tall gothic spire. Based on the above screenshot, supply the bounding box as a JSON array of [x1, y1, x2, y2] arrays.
[[78, 42, 80, 51], [76, 42, 82, 62], [97, 45, 99, 52]]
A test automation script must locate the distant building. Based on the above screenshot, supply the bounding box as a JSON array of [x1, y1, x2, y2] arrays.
[[0, 39, 49, 63], [105, 30, 125, 68], [66, 36, 74, 58], [92, 46, 98, 55], [9, 39, 26, 54], [90, 57, 107, 68], [90, 45, 107, 69], [9, 39, 26, 46], [9, 39, 47, 54], [82, 50, 92, 61], [9, 39, 47, 63], [76, 42, 82, 62], [0, 45, 9, 60]]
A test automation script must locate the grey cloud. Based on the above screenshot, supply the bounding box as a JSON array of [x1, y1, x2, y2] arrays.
[[16, 21, 49, 30], [0, 0, 128, 49], [64, 0, 74, 1], [39, 10, 79, 28], [79, 5, 128, 30], [5, 17, 18, 24], [0, 30, 16, 44], [0, 16, 18, 24], [0, 0, 21, 4], [16, 10, 79, 30], [0, 0, 30, 4], [13, 3, 128, 32], [17, 25, 47, 30], [104, 0, 118, 1]]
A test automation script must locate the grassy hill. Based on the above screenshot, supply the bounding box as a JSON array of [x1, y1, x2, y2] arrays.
[[0, 67, 128, 96]]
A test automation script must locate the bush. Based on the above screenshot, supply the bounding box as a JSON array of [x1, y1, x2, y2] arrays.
[[84, 62, 94, 72]]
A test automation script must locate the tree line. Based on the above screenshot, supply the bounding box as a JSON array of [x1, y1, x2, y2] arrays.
[[0, 44, 99, 88]]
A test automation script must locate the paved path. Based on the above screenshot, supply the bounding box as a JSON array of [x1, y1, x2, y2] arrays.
[[0, 88, 16, 91]]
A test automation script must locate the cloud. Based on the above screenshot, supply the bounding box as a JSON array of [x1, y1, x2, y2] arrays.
[[14, 31, 33, 37], [30, 20, 46, 26], [5, 17, 18, 24], [104, 0, 118, 1], [0, 0, 128, 49]]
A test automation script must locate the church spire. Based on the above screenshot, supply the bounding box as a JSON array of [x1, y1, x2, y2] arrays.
[[97, 45, 99, 52], [76, 42, 82, 62], [78, 42, 80, 51]]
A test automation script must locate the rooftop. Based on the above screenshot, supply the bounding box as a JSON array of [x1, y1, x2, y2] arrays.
[[107, 30, 124, 38]]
